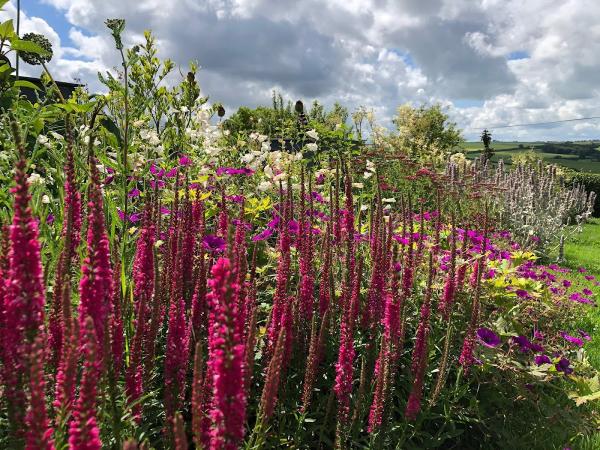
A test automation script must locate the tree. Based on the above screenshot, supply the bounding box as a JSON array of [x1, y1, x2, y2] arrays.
[[392, 103, 462, 163], [481, 129, 494, 161]]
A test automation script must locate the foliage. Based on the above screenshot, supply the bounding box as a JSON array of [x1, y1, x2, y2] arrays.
[[567, 172, 600, 217], [391, 103, 463, 163], [0, 19, 598, 450]]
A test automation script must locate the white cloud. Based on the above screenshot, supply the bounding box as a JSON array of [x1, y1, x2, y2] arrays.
[[0, 0, 597, 141]]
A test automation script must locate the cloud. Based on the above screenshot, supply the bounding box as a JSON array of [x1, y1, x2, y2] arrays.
[[1, 0, 599, 141]]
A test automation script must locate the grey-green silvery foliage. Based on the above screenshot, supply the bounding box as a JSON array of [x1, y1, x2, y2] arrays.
[[486, 158, 595, 253]]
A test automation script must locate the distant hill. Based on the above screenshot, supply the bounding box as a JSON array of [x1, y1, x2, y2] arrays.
[[458, 141, 600, 173]]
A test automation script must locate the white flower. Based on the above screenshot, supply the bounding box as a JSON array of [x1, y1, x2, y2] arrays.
[[133, 119, 146, 128], [261, 141, 271, 152], [305, 142, 318, 153], [294, 152, 303, 161], [306, 129, 319, 140], [49, 131, 64, 141], [273, 172, 288, 182], [241, 153, 255, 163], [382, 197, 396, 203], [41, 194, 50, 204], [352, 182, 364, 189], [264, 165, 274, 178], [28, 173, 45, 185], [257, 181, 272, 192], [37, 134, 49, 145], [363, 171, 373, 179], [360, 204, 369, 211]]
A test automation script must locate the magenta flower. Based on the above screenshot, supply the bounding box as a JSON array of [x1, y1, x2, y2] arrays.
[[579, 329, 591, 341], [477, 327, 501, 348], [128, 188, 141, 198], [562, 279, 572, 288], [79, 162, 113, 356], [166, 167, 178, 178], [68, 317, 102, 450], [583, 288, 593, 296], [252, 228, 274, 242], [560, 331, 584, 347], [203, 234, 227, 252], [207, 258, 246, 449], [179, 155, 192, 166]]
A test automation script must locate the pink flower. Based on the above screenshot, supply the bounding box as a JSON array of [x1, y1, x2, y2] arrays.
[[207, 258, 246, 449], [68, 317, 102, 450], [79, 162, 113, 356]]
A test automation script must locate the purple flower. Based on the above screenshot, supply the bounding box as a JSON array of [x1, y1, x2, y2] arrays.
[[585, 275, 595, 281], [216, 167, 254, 176], [179, 155, 192, 166], [160, 206, 171, 215], [311, 191, 325, 203], [476, 327, 501, 348], [252, 228, 274, 242], [563, 279, 572, 289], [46, 213, 55, 225], [106, 166, 115, 174], [203, 235, 227, 252], [149, 180, 165, 189], [578, 329, 591, 341], [583, 288, 593, 296], [515, 289, 530, 299], [128, 213, 141, 223], [103, 175, 114, 185], [578, 267, 587, 273], [166, 168, 178, 178], [528, 342, 544, 352], [288, 220, 299, 234], [267, 216, 280, 229], [534, 354, 551, 365], [555, 357, 573, 375], [512, 335, 532, 352], [316, 173, 325, 184], [226, 195, 245, 204], [560, 331, 584, 347], [128, 188, 141, 198]]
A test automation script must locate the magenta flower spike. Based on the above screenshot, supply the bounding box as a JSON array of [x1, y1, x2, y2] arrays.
[[207, 257, 246, 450]]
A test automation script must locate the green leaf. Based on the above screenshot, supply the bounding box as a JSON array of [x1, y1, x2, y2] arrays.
[[0, 19, 15, 39], [13, 80, 41, 91], [11, 38, 51, 56], [0, 62, 13, 74]]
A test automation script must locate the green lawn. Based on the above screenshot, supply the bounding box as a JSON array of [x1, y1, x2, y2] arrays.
[[562, 219, 600, 368]]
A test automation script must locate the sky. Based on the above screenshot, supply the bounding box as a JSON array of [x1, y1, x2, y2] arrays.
[[3, 0, 600, 141]]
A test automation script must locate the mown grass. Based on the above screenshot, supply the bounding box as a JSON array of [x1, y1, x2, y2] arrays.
[[562, 219, 600, 369]]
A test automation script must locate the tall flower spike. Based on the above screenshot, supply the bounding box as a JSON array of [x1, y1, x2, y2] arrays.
[[207, 257, 247, 450], [405, 253, 435, 421], [78, 159, 113, 358], [26, 333, 55, 450], [259, 327, 286, 423], [173, 412, 188, 450], [49, 127, 81, 369], [68, 316, 102, 450], [192, 342, 205, 449], [3, 120, 47, 437]]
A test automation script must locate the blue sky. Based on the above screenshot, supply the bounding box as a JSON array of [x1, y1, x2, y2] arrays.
[[4, 0, 600, 141]]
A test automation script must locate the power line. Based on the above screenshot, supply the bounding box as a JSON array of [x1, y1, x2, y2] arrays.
[[466, 115, 600, 131]]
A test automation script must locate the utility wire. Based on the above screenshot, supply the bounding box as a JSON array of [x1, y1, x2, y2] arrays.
[[466, 115, 600, 131]]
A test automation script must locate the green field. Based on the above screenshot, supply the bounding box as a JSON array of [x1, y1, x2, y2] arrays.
[[459, 141, 600, 173]]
